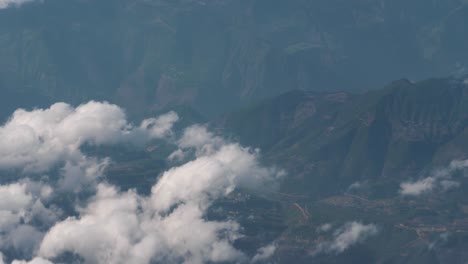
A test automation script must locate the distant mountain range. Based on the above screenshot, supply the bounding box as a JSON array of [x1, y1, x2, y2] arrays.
[[2, 0, 468, 118]]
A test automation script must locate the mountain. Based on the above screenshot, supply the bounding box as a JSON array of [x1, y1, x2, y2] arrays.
[[2, 0, 468, 118], [213, 76, 468, 263], [217, 77, 468, 197]]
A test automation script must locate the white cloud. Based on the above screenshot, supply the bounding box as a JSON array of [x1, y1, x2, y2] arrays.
[[0, 102, 178, 173], [58, 157, 110, 192], [38, 129, 282, 264], [0, 0, 35, 9], [252, 244, 276, 263], [316, 223, 333, 233], [151, 144, 281, 213], [447, 159, 468, 171], [348, 181, 363, 191], [0, 183, 32, 212], [400, 159, 468, 196], [400, 177, 436, 196], [37, 181, 235, 263], [347, 181, 369, 192], [36, 125, 281, 264], [176, 125, 228, 158], [35, 126, 281, 264], [139, 111, 179, 139], [38, 185, 144, 264], [178, 125, 220, 149], [0, 181, 59, 259], [167, 149, 186, 162], [0, 181, 58, 230], [314, 222, 378, 255], [329, 222, 378, 253], [0, 102, 178, 192], [0, 103, 281, 264]]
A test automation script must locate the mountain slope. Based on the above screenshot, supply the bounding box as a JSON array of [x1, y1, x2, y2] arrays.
[[216, 77, 468, 197], [212, 77, 468, 263], [2, 0, 468, 117]]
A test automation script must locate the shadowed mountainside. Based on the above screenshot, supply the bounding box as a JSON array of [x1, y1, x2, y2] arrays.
[[2, 0, 468, 118]]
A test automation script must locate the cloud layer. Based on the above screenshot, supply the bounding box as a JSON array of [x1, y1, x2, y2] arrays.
[[0, 102, 282, 264], [38, 128, 282, 264]]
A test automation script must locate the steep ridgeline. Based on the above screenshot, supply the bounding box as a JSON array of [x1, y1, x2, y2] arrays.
[[216, 77, 468, 198], [2, 0, 468, 118]]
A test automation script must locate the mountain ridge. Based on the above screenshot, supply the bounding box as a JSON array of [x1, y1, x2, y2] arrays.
[[2, 0, 468, 118], [216, 77, 468, 197]]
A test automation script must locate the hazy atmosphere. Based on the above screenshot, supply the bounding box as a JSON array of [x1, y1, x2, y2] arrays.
[[1, 1, 468, 263]]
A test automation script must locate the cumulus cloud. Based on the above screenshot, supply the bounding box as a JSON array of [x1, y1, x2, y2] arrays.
[[400, 159, 468, 196], [400, 177, 436, 196], [0, 181, 59, 259], [347, 181, 363, 190], [0, 102, 178, 193], [313, 222, 378, 255], [316, 223, 333, 233], [152, 145, 281, 213], [174, 125, 284, 192], [0, 182, 32, 212], [58, 157, 110, 193], [139, 111, 179, 139], [0, 102, 178, 173], [37, 125, 282, 264], [252, 244, 276, 263], [0, 102, 281, 264], [178, 125, 221, 149], [167, 149, 186, 162], [0, 0, 36, 9]]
